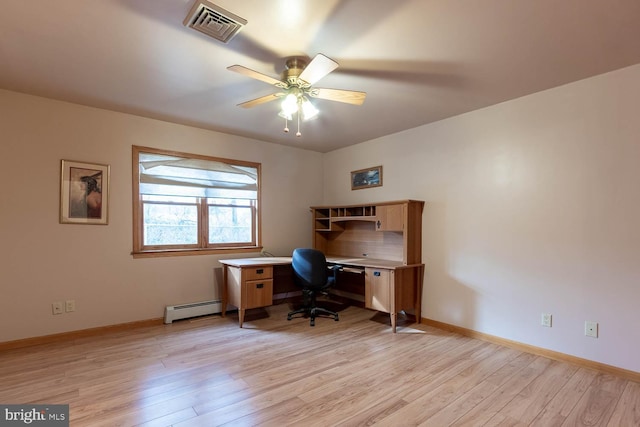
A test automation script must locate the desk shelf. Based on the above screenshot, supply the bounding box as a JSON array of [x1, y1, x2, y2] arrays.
[[331, 205, 376, 218], [315, 206, 379, 231], [330, 216, 377, 223]]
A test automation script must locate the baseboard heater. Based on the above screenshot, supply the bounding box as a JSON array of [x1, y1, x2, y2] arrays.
[[164, 300, 222, 324]]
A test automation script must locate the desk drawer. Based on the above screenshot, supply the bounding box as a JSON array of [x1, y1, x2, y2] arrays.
[[244, 266, 273, 281], [244, 279, 273, 309]]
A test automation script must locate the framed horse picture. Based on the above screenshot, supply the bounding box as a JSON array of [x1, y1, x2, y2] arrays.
[[60, 160, 110, 225]]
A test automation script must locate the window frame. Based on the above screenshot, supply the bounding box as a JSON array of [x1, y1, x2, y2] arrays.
[[132, 146, 262, 258], [206, 199, 257, 249]]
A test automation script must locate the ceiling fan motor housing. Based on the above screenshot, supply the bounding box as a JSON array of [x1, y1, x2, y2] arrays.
[[283, 57, 311, 88]]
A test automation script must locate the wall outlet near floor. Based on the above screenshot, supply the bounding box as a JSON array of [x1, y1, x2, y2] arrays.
[[541, 313, 552, 327], [65, 299, 76, 312], [585, 321, 598, 338], [52, 302, 64, 315]]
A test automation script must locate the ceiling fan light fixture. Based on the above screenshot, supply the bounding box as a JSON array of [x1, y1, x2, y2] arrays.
[[278, 95, 317, 136], [301, 98, 319, 121], [281, 93, 298, 116]]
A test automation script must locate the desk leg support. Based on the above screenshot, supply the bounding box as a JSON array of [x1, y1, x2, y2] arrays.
[[221, 266, 227, 318], [390, 313, 397, 333], [416, 265, 424, 325], [239, 309, 245, 328]]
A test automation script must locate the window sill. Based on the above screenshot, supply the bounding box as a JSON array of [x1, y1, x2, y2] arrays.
[[132, 246, 262, 259]]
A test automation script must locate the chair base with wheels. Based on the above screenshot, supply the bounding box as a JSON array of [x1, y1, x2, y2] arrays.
[[287, 289, 339, 326]]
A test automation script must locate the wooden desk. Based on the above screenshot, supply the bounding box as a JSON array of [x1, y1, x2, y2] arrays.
[[326, 256, 423, 333], [220, 256, 423, 332], [219, 257, 292, 329]]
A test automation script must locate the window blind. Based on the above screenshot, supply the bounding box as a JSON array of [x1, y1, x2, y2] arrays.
[[138, 153, 258, 199]]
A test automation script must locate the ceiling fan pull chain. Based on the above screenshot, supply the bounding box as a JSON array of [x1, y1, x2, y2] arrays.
[[283, 117, 289, 133], [296, 113, 302, 137]]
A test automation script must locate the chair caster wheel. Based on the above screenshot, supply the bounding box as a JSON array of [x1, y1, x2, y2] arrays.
[[287, 315, 292, 321], [334, 315, 339, 321]]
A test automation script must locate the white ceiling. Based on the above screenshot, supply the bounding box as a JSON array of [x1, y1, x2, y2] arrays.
[[1, 0, 639, 153]]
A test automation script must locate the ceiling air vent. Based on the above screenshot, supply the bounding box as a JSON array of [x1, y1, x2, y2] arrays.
[[183, 1, 247, 43]]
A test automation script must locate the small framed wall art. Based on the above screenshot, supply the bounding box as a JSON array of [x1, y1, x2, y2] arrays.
[[60, 160, 110, 225], [351, 165, 383, 190]]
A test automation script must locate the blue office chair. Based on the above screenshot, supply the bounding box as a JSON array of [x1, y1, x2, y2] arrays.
[[287, 248, 341, 326]]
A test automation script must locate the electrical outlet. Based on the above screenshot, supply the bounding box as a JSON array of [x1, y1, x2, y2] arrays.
[[541, 313, 552, 327], [65, 300, 76, 312], [585, 321, 598, 338], [52, 302, 64, 315]]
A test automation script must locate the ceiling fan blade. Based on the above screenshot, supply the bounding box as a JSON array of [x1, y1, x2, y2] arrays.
[[227, 65, 283, 86], [237, 93, 283, 109], [298, 54, 339, 85], [310, 88, 366, 105]]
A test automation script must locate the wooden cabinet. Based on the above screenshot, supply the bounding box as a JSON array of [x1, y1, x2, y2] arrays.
[[375, 204, 404, 231], [225, 264, 274, 327], [363, 265, 424, 332], [365, 267, 392, 312]]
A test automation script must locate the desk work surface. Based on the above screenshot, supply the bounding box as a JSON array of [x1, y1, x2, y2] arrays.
[[326, 256, 421, 269], [219, 257, 292, 267], [219, 256, 421, 270]]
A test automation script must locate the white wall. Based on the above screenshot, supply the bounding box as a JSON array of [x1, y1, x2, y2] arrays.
[[0, 89, 322, 342], [3, 64, 639, 373], [323, 64, 640, 373]]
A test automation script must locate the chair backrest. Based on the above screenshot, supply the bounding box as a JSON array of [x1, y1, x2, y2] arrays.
[[292, 248, 330, 291]]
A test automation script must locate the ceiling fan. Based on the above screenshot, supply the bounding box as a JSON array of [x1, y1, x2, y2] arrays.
[[227, 54, 366, 136]]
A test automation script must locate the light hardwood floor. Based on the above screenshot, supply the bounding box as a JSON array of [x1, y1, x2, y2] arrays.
[[1, 302, 639, 426]]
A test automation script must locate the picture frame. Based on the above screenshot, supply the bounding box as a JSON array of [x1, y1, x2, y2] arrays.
[[351, 165, 383, 190], [60, 160, 110, 225]]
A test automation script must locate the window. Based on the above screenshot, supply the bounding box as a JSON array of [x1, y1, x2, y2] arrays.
[[132, 146, 261, 257]]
